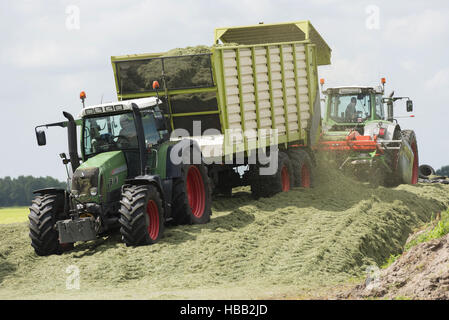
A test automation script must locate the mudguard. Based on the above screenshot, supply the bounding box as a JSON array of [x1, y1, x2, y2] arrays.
[[363, 122, 400, 141], [123, 175, 171, 218], [32, 188, 66, 195], [124, 175, 164, 198], [397, 138, 414, 184], [166, 139, 203, 179]]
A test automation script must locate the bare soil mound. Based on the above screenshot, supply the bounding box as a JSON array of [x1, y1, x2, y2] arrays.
[[344, 233, 449, 299]]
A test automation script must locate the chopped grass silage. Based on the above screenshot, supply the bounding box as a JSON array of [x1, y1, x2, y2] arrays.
[[0, 207, 29, 225], [1, 166, 449, 299]]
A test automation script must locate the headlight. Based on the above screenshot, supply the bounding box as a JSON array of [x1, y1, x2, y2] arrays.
[[90, 187, 98, 196]]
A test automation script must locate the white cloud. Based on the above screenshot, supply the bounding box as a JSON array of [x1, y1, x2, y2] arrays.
[[2, 43, 100, 69], [384, 9, 449, 47], [319, 53, 384, 87], [1, 0, 449, 179], [425, 67, 449, 89], [399, 59, 417, 73]]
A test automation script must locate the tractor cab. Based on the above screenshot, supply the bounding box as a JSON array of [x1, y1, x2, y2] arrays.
[[322, 85, 385, 131], [79, 97, 169, 179], [317, 78, 418, 187]]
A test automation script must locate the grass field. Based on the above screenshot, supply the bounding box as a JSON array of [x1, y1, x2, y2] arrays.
[[0, 207, 28, 225], [1, 167, 449, 300]]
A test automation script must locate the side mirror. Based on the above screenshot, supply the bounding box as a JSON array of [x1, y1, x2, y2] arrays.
[[406, 100, 413, 112], [36, 130, 47, 146]]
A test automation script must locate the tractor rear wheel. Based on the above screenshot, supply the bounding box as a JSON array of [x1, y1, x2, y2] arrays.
[[251, 151, 293, 199], [172, 164, 212, 225], [401, 130, 419, 184], [384, 128, 403, 187], [29, 194, 66, 256], [119, 184, 165, 246], [288, 149, 314, 188]]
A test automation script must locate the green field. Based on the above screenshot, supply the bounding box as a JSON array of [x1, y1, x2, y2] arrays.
[[0, 207, 29, 225], [1, 167, 449, 300]]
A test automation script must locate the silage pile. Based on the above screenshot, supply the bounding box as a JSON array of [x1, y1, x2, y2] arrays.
[[1, 162, 449, 299], [120, 45, 231, 94]]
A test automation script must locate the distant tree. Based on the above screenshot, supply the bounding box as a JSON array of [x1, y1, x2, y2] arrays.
[[0, 176, 66, 207], [436, 165, 449, 177]]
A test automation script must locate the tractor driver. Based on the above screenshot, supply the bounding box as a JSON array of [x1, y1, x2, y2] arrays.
[[90, 120, 107, 153], [345, 97, 357, 121], [117, 114, 138, 148]]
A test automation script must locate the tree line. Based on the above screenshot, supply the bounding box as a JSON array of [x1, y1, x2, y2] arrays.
[[0, 176, 66, 207], [0, 164, 447, 207], [436, 165, 449, 177]]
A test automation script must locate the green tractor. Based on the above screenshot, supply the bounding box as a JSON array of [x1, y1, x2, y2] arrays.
[[30, 92, 212, 256], [318, 78, 419, 186]]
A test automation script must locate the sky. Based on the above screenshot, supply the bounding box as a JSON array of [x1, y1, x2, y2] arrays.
[[0, 0, 448, 181]]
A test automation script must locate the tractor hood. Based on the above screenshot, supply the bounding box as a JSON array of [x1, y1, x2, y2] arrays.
[[72, 151, 128, 202]]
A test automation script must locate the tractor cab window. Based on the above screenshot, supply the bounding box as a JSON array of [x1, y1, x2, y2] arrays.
[[329, 93, 371, 123], [83, 112, 138, 157], [374, 94, 385, 120], [141, 110, 161, 147]]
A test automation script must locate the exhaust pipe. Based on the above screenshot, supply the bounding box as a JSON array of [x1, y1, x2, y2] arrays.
[[419, 164, 435, 179], [63, 111, 81, 172]]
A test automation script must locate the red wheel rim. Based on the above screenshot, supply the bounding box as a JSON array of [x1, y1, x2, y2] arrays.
[[186, 166, 205, 218], [411, 143, 418, 184], [146, 200, 160, 241], [281, 165, 290, 192], [301, 164, 311, 188]]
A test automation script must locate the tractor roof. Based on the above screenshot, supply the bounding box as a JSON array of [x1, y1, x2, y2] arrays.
[[79, 97, 160, 118], [324, 86, 384, 95]]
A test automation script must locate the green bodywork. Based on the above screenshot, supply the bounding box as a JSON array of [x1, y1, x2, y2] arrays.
[[110, 21, 330, 155], [74, 151, 128, 203], [148, 140, 172, 178], [321, 89, 393, 171]]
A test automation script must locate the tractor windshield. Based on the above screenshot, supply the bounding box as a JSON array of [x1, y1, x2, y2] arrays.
[[83, 112, 138, 157], [329, 93, 371, 123]]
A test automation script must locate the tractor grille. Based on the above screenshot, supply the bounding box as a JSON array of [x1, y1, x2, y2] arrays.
[[72, 168, 99, 196]]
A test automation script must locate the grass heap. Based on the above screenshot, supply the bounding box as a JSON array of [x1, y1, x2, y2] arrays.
[[1, 162, 449, 299]]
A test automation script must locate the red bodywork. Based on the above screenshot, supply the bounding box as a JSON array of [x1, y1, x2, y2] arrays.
[[318, 131, 382, 153]]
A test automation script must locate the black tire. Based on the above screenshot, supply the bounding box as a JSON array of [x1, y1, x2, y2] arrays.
[[288, 149, 314, 188], [419, 164, 434, 179], [401, 130, 419, 184], [28, 194, 65, 256], [171, 164, 212, 225], [212, 169, 240, 197], [250, 151, 293, 199], [384, 128, 403, 187], [119, 184, 165, 246]]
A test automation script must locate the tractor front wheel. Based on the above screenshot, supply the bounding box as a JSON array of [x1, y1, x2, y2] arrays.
[[28, 194, 66, 256], [119, 184, 165, 246], [401, 130, 419, 184]]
